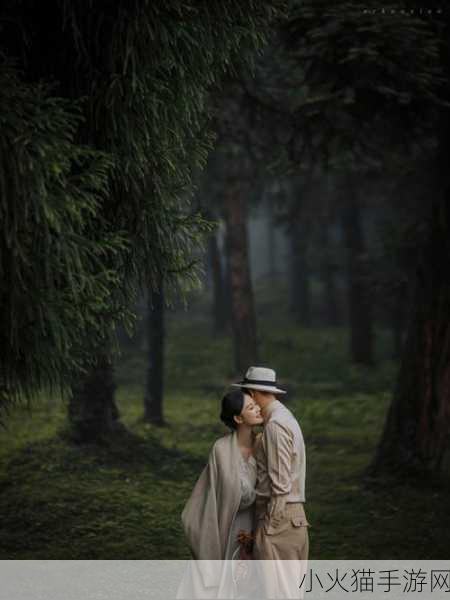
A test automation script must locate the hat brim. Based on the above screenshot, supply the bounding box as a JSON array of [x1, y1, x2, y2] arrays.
[[231, 383, 286, 394]]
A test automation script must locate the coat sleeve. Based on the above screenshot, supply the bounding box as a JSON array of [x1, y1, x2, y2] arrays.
[[263, 421, 293, 534], [181, 443, 223, 588]]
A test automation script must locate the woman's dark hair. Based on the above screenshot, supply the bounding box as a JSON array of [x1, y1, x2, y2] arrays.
[[220, 390, 245, 430]]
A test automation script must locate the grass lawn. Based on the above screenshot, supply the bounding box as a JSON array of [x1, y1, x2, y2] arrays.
[[1, 306, 449, 559]]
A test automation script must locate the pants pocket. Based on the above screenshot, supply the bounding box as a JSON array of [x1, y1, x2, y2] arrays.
[[264, 514, 291, 536], [291, 515, 310, 527]]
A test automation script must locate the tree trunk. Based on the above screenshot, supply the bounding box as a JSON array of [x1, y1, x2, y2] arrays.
[[143, 280, 165, 425], [208, 230, 229, 335], [267, 193, 277, 280], [223, 182, 258, 374], [319, 219, 340, 326], [391, 281, 408, 360], [289, 216, 312, 326], [341, 175, 374, 365], [369, 104, 450, 478], [368, 202, 450, 477], [68, 348, 122, 443]]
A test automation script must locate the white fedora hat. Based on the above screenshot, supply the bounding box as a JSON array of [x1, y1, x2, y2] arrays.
[[232, 366, 286, 394]]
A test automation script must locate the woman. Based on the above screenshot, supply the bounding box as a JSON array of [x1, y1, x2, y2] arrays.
[[176, 389, 264, 598]]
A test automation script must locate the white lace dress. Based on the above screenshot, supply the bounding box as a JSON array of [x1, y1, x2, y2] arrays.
[[225, 453, 257, 560]]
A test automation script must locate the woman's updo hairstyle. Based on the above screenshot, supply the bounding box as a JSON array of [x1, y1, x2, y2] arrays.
[[220, 390, 245, 430]]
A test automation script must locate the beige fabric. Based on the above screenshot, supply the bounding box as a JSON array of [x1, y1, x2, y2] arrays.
[[180, 430, 247, 588], [253, 397, 310, 597], [254, 499, 310, 554], [254, 399, 307, 534], [225, 454, 257, 560], [254, 503, 309, 599]]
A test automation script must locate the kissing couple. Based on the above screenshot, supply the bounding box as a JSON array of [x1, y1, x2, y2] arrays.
[[177, 366, 310, 599]]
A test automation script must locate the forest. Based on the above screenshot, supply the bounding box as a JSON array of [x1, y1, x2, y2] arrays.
[[0, 1, 449, 561]]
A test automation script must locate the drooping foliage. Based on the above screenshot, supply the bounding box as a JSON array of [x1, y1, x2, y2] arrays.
[[0, 59, 130, 405], [0, 0, 286, 407]]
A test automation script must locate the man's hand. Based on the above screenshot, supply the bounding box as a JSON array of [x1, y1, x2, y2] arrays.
[[266, 493, 288, 525]]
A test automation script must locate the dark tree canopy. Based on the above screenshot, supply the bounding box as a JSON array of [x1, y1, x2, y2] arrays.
[[0, 0, 286, 407]]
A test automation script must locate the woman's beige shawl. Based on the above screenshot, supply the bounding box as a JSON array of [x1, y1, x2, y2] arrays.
[[180, 431, 244, 588]]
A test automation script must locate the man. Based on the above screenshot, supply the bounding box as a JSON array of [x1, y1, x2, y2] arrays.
[[232, 365, 309, 598]]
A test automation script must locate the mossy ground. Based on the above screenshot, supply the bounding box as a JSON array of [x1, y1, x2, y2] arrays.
[[1, 287, 449, 559]]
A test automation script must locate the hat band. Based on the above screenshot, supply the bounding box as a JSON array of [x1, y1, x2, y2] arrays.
[[241, 378, 278, 387]]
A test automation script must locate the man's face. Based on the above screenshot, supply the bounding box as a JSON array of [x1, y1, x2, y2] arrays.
[[247, 389, 273, 411]]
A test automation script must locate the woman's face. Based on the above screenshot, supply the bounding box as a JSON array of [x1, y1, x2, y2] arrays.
[[235, 393, 263, 427]]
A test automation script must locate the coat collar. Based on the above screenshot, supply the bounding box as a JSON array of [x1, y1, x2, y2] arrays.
[[262, 398, 282, 421]]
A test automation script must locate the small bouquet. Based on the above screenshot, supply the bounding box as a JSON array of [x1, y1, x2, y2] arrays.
[[232, 530, 256, 589], [237, 529, 254, 559]]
